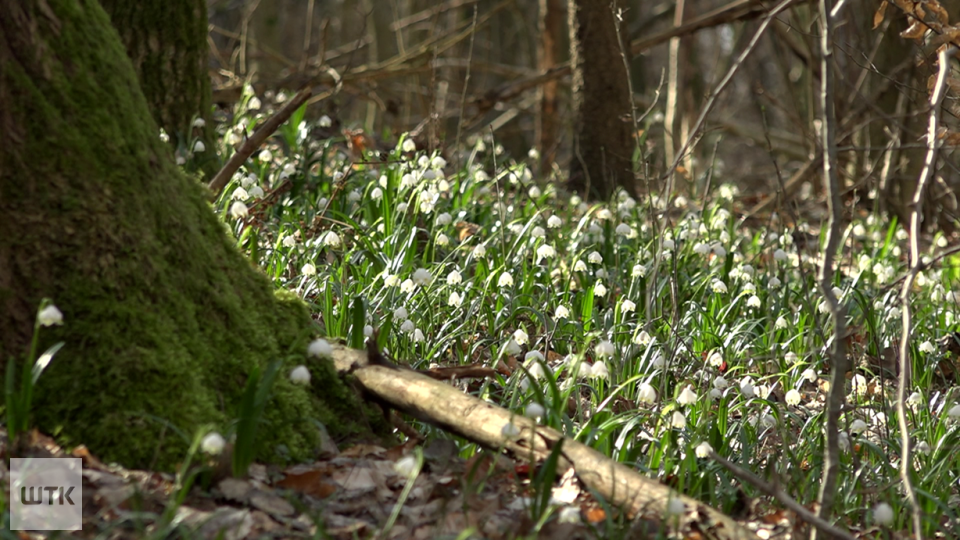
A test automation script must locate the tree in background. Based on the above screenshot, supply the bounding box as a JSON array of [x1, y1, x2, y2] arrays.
[[567, 0, 635, 200], [0, 0, 382, 469]]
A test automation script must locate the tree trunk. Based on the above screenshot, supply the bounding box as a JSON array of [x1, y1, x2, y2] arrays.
[[0, 0, 382, 470], [567, 0, 635, 200], [99, 0, 218, 178], [536, 0, 565, 176]]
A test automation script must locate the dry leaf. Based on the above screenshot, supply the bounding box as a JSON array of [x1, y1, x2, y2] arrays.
[[901, 20, 928, 40], [873, 0, 888, 29]]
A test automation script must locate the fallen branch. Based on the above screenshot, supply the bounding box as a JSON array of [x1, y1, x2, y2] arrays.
[[330, 343, 758, 540], [208, 86, 313, 198]]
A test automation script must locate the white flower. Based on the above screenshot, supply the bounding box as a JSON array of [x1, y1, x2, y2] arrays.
[[229, 201, 249, 219], [594, 281, 607, 296], [446, 270, 462, 285], [431, 156, 447, 169], [872, 502, 894, 526], [670, 410, 686, 429], [615, 223, 636, 238], [400, 320, 415, 334], [713, 376, 728, 390], [501, 422, 521, 438], [785, 351, 798, 364], [662, 239, 675, 250], [412, 268, 432, 286], [448, 291, 463, 307], [531, 226, 546, 238], [290, 365, 311, 385], [888, 306, 901, 320], [318, 115, 332, 128], [907, 391, 922, 409], [596, 340, 615, 358], [413, 329, 425, 342], [677, 386, 697, 405], [761, 414, 777, 429], [192, 117, 206, 128], [525, 403, 545, 420], [769, 276, 782, 288], [638, 383, 657, 404], [695, 442, 713, 458], [711, 280, 728, 294], [513, 328, 529, 346], [473, 244, 487, 258], [536, 244, 556, 263], [666, 497, 686, 516], [774, 248, 787, 261], [919, 341, 935, 354], [620, 299, 636, 313], [558, 506, 581, 524], [232, 187, 249, 200], [37, 305, 64, 327], [503, 339, 522, 356], [589, 361, 609, 380], [775, 316, 788, 329], [587, 251, 603, 264], [573, 260, 588, 272], [746, 295, 761, 308], [301, 263, 317, 276], [547, 215, 563, 228], [364, 325, 374, 337], [694, 242, 711, 255], [401, 138, 416, 152], [838, 431, 851, 452], [258, 149, 273, 163], [525, 351, 544, 363], [916, 440, 932, 454], [308, 338, 332, 358], [393, 307, 408, 320], [371, 187, 383, 201], [785, 389, 801, 406], [947, 404, 960, 418], [634, 331, 652, 346], [323, 231, 341, 248], [596, 208, 613, 220], [201, 432, 226, 455], [249, 185, 264, 199], [394, 454, 418, 477], [632, 264, 647, 278], [436, 233, 450, 247], [802, 368, 818, 383], [555, 305, 570, 319], [850, 419, 868, 434], [435, 212, 452, 226], [498, 272, 514, 288], [740, 377, 756, 398], [707, 351, 724, 367], [193, 140, 206, 153]]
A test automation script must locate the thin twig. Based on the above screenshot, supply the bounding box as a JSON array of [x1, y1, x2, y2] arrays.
[[208, 87, 313, 198], [814, 0, 848, 535], [708, 451, 855, 540], [897, 45, 955, 540]]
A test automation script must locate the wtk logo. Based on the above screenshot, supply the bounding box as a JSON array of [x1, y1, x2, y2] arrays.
[[10, 458, 82, 530]]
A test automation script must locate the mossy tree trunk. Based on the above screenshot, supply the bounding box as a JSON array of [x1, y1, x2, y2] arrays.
[[99, 0, 218, 178], [0, 0, 382, 470], [567, 0, 635, 200]]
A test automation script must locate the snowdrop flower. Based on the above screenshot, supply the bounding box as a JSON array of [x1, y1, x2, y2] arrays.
[[573, 260, 588, 272], [364, 325, 374, 337], [695, 442, 713, 458], [192, 117, 206, 128], [907, 391, 922, 410], [631, 264, 647, 278], [38, 305, 64, 327], [248, 185, 264, 199], [503, 339, 522, 356], [596, 340, 615, 358], [290, 365, 311, 385], [307, 339, 332, 358], [742, 282, 756, 293], [436, 212, 452, 226], [775, 316, 788, 330], [662, 239, 675, 251], [746, 295, 761, 308], [536, 244, 556, 263], [394, 307, 408, 320], [513, 328, 529, 346], [785, 351, 798, 364], [615, 223, 636, 238], [413, 329, 425, 342], [436, 233, 450, 247], [473, 244, 487, 258], [872, 502, 894, 526], [707, 351, 724, 367], [596, 208, 613, 220], [400, 320, 415, 334], [919, 341, 935, 354], [638, 383, 657, 404], [677, 386, 697, 405], [768, 276, 782, 288], [670, 410, 686, 429], [712, 244, 727, 258], [258, 149, 273, 163], [802, 368, 818, 383], [498, 272, 514, 288], [448, 291, 463, 307], [916, 440, 931, 454], [232, 187, 249, 200], [785, 389, 801, 406], [501, 422, 521, 438], [650, 351, 665, 368], [589, 361, 609, 380], [740, 377, 756, 398], [394, 454, 418, 477], [838, 431, 850, 452], [555, 305, 570, 319], [201, 432, 226, 455], [773, 248, 787, 262], [318, 115, 332, 127], [400, 279, 415, 293], [371, 187, 383, 201], [620, 300, 636, 314], [431, 155, 447, 169], [711, 280, 728, 294], [761, 414, 777, 429], [193, 140, 206, 153], [587, 251, 603, 264], [411, 268, 432, 286], [323, 231, 341, 248], [401, 138, 416, 152], [850, 419, 868, 434], [596, 269, 609, 279], [528, 185, 542, 198], [525, 351, 544, 364], [634, 330, 652, 346], [694, 242, 711, 255], [530, 226, 546, 238], [446, 270, 462, 285], [229, 201, 249, 219], [948, 404, 960, 418], [525, 403, 545, 420], [547, 215, 562, 228], [594, 281, 607, 296], [301, 263, 317, 276]]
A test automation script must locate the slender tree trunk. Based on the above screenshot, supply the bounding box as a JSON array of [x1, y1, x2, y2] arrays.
[[100, 0, 217, 177], [537, 0, 565, 176], [0, 0, 382, 469], [567, 0, 634, 200]]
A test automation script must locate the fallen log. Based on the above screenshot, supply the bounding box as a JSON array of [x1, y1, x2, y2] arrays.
[[331, 343, 758, 540]]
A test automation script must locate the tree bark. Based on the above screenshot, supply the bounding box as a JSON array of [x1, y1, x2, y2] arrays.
[[568, 0, 635, 200], [0, 0, 381, 469], [99, 0, 217, 177], [537, 0, 565, 176]]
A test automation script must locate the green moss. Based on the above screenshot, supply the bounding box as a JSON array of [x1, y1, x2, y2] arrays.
[[0, 0, 376, 469]]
